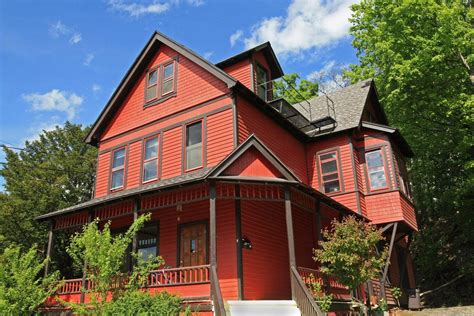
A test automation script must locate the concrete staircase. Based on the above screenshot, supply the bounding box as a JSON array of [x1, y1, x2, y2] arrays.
[[227, 300, 301, 316]]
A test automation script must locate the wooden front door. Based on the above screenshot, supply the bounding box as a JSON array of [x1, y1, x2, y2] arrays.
[[179, 223, 207, 267]]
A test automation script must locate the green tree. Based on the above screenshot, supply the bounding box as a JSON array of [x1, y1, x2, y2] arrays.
[[66, 213, 173, 314], [313, 216, 387, 291], [273, 73, 319, 104], [347, 0, 474, 305], [0, 244, 61, 314], [0, 122, 97, 255]]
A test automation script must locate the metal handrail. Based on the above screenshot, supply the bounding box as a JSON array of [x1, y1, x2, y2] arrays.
[[210, 265, 226, 316], [291, 266, 324, 316]]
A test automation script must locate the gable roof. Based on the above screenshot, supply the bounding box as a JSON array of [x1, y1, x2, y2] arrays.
[[85, 31, 238, 146], [361, 121, 414, 157], [291, 79, 378, 137], [208, 134, 300, 182], [215, 42, 284, 79]]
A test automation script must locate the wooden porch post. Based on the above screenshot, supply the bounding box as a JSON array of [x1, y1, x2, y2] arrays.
[[44, 220, 54, 277], [380, 222, 398, 300], [398, 232, 412, 288], [210, 182, 217, 267], [80, 210, 94, 304], [284, 186, 296, 299], [234, 184, 244, 300], [131, 197, 140, 267]]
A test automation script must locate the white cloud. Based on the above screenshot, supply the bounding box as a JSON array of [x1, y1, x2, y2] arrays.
[[108, 0, 171, 17], [230, 30, 243, 47], [83, 53, 95, 66], [49, 21, 69, 38], [307, 60, 350, 94], [241, 0, 358, 56], [23, 122, 62, 143], [23, 89, 83, 121], [186, 0, 204, 6], [69, 33, 82, 45], [92, 84, 101, 93], [203, 51, 213, 60]]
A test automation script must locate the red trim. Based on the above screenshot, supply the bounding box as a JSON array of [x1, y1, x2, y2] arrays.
[[142, 135, 160, 184], [365, 148, 389, 192], [110, 146, 127, 192], [184, 120, 204, 172], [318, 150, 342, 194]]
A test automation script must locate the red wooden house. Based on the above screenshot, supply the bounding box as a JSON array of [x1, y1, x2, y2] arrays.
[[37, 31, 417, 315]]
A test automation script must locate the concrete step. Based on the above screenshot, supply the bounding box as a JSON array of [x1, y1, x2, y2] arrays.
[[227, 300, 301, 316]]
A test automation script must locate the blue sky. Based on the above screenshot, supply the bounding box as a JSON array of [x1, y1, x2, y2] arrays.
[[0, 0, 359, 190]]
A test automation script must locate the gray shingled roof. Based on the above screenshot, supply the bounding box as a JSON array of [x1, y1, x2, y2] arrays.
[[36, 168, 213, 220], [292, 79, 373, 136]]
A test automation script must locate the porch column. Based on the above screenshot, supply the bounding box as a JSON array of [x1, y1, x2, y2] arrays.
[[80, 210, 94, 304], [210, 182, 217, 266], [380, 222, 398, 300], [398, 232, 412, 288], [131, 197, 140, 267], [284, 186, 296, 300], [234, 184, 244, 300], [44, 220, 55, 277]]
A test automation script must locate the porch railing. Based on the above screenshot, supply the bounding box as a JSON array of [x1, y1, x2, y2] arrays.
[[57, 265, 211, 294], [298, 266, 348, 291], [210, 265, 226, 316], [291, 266, 324, 316]]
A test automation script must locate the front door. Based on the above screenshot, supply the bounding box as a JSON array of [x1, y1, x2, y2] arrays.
[[179, 223, 207, 266]]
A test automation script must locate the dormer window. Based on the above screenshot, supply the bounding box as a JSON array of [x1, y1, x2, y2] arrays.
[[145, 59, 177, 105], [256, 64, 269, 101], [111, 147, 126, 190]]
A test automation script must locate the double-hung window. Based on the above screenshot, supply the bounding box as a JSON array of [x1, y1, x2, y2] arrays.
[[143, 136, 159, 183], [256, 64, 269, 101], [111, 147, 126, 190], [185, 121, 203, 171], [319, 151, 341, 193], [145, 60, 176, 104], [366, 149, 388, 190]]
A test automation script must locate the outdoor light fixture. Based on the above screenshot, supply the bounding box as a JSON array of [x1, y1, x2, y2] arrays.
[[241, 236, 252, 250]]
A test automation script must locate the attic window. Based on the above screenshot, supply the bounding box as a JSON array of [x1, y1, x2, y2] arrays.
[[145, 59, 177, 104]]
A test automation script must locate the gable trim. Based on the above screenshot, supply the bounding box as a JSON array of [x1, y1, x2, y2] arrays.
[[208, 134, 300, 182], [85, 31, 237, 146]]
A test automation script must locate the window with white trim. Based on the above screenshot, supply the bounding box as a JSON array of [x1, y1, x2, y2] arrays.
[[111, 148, 126, 190], [319, 151, 342, 193], [185, 121, 203, 170], [143, 136, 159, 183], [366, 149, 388, 190]]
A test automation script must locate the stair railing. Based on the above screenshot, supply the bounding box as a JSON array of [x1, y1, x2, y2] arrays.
[[210, 265, 226, 316], [291, 266, 324, 316]]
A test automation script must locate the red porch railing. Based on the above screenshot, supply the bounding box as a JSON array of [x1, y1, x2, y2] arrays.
[[57, 265, 211, 295], [297, 266, 348, 291]]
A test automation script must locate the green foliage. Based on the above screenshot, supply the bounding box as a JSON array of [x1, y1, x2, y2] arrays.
[[313, 216, 387, 291], [273, 73, 319, 104], [0, 122, 97, 255], [347, 0, 474, 305], [103, 291, 184, 315], [391, 286, 402, 307], [0, 244, 61, 314], [65, 213, 164, 313], [308, 280, 333, 313]]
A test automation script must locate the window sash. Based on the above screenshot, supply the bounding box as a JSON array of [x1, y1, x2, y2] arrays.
[[162, 62, 175, 95], [366, 150, 388, 190], [111, 148, 126, 190], [185, 121, 203, 170], [319, 151, 341, 193], [143, 137, 159, 183]]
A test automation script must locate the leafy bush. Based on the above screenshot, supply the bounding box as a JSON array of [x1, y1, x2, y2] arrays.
[[313, 216, 387, 291], [391, 287, 402, 307], [103, 291, 184, 315], [308, 280, 333, 313], [0, 244, 60, 314]]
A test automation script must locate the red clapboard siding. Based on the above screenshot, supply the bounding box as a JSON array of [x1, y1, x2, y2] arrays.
[[95, 152, 111, 197], [293, 206, 318, 270], [241, 200, 291, 300], [237, 95, 307, 183], [400, 192, 417, 230], [206, 108, 235, 166], [366, 191, 403, 224], [161, 126, 182, 179], [99, 97, 232, 151], [101, 45, 228, 141], [222, 147, 283, 178], [126, 140, 142, 189], [222, 59, 252, 89]]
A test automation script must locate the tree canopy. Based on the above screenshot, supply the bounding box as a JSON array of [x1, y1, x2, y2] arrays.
[[0, 122, 97, 252], [347, 0, 474, 305], [273, 73, 319, 104]]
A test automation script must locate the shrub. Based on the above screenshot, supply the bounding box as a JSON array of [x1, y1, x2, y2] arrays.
[[103, 291, 184, 315]]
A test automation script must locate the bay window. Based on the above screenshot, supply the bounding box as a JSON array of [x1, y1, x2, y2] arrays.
[[366, 149, 388, 190], [318, 151, 342, 193]]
